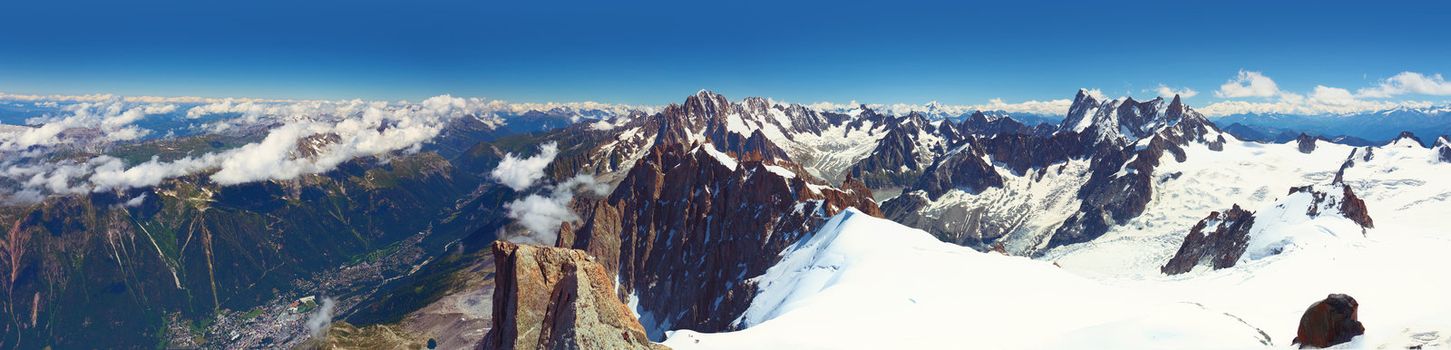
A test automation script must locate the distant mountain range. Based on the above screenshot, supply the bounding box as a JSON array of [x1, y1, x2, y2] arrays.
[[1214, 106, 1451, 146]]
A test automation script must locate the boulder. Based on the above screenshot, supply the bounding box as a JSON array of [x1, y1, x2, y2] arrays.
[[1293, 294, 1365, 348]]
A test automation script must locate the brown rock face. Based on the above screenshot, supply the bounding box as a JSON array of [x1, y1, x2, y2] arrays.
[[560, 140, 880, 339], [1293, 294, 1365, 348], [1338, 184, 1374, 229], [480, 241, 665, 350], [1161, 204, 1256, 275]]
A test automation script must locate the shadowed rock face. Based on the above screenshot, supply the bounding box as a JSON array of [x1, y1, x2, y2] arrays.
[[554, 92, 881, 341], [849, 112, 963, 189], [1296, 133, 1318, 154], [1337, 184, 1374, 229], [911, 140, 1004, 200], [1161, 205, 1256, 275], [1293, 294, 1365, 349], [480, 241, 665, 350], [1435, 136, 1451, 163], [560, 140, 880, 339]]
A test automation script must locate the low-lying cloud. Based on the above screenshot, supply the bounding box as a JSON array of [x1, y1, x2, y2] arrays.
[[498, 173, 612, 245], [2, 95, 508, 202], [305, 297, 337, 338], [0, 99, 177, 149], [490, 142, 560, 191]]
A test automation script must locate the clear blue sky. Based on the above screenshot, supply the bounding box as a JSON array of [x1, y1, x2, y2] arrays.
[[1, 0, 1448, 105]]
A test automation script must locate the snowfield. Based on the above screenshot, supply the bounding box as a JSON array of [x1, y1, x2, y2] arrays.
[[662, 209, 1274, 349], [664, 147, 1451, 350]]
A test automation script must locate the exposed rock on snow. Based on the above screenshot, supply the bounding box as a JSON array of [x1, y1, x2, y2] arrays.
[[480, 241, 666, 350], [1435, 136, 1451, 163], [1292, 294, 1365, 349], [1295, 133, 1318, 154], [1161, 204, 1256, 275], [1163, 182, 1376, 274]]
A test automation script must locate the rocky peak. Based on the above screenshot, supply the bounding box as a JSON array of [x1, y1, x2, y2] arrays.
[[480, 241, 666, 350], [1389, 131, 1424, 147], [909, 140, 1003, 200], [1060, 89, 1103, 133], [559, 138, 880, 339], [1295, 133, 1318, 154], [1436, 136, 1451, 162], [1059, 90, 1179, 145], [960, 110, 1035, 137]]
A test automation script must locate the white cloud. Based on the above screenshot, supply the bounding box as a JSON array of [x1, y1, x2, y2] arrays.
[[305, 297, 337, 338], [1215, 70, 1281, 98], [1357, 72, 1451, 98], [0, 92, 651, 203], [1199, 88, 1433, 116], [0, 99, 176, 149], [489, 142, 560, 191], [500, 174, 611, 245], [1154, 84, 1199, 98], [1201, 70, 1449, 116], [124, 193, 147, 207]]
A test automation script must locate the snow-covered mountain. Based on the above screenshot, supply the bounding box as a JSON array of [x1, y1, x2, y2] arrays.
[[660, 205, 1451, 349], [473, 89, 1451, 350], [1214, 105, 1451, 146]]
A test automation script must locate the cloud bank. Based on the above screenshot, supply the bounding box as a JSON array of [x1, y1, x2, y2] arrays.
[[1200, 70, 1447, 116], [1358, 72, 1451, 98]]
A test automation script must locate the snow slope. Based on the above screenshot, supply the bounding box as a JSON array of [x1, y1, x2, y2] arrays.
[[662, 209, 1277, 349], [663, 202, 1451, 349]]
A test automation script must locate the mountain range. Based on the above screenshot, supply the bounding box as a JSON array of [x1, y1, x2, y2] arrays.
[[1, 89, 1450, 349]]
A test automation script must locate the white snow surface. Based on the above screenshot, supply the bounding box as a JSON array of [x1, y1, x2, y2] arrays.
[[664, 208, 1286, 349], [663, 133, 1451, 348], [696, 143, 738, 171]]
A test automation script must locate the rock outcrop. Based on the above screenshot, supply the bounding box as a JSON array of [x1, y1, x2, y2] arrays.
[[1295, 133, 1318, 154], [1293, 294, 1365, 349], [1161, 204, 1256, 275], [1435, 136, 1451, 163], [480, 241, 666, 350], [1291, 184, 1374, 231]]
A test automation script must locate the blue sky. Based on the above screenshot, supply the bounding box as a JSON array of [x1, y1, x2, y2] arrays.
[[2, 0, 1449, 107]]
